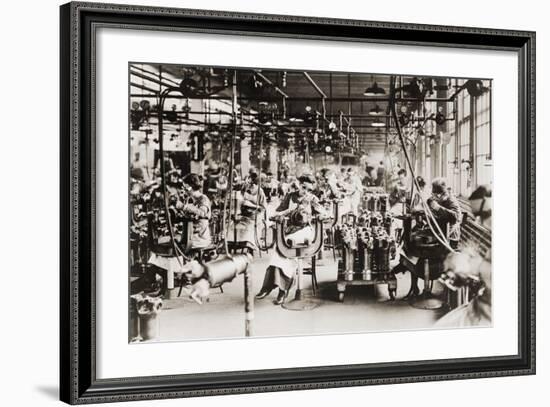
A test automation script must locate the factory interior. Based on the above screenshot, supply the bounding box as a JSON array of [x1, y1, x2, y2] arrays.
[[129, 64, 493, 342]]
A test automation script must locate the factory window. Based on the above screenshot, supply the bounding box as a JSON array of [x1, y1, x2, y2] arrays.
[[474, 87, 492, 187], [457, 89, 472, 197], [444, 99, 458, 194]]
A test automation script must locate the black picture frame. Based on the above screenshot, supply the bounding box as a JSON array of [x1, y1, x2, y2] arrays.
[[60, 1, 536, 404]]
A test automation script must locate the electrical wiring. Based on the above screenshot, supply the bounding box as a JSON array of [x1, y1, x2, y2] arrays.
[[397, 124, 455, 253], [389, 76, 457, 254]]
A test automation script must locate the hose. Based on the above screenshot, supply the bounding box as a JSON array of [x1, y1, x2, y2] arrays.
[[389, 77, 456, 254]]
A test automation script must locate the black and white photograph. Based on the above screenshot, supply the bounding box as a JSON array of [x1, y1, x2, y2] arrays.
[[128, 64, 493, 342], [0, 0, 543, 405]]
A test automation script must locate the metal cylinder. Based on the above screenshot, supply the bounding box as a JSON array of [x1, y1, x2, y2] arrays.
[[167, 267, 174, 290], [244, 265, 253, 337], [136, 296, 163, 341], [205, 253, 252, 286], [129, 295, 140, 341], [344, 247, 354, 281], [362, 246, 370, 280]]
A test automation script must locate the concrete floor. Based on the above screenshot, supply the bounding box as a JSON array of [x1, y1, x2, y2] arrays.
[[155, 248, 447, 342]]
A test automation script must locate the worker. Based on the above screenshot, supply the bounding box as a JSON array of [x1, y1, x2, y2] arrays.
[[318, 169, 342, 199], [256, 174, 329, 305], [389, 168, 409, 214], [181, 173, 212, 249], [362, 168, 376, 187], [428, 177, 462, 249], [263, 171, 278, 202], [226, 171, 267, 252], [403, 177, 461, 298], [411, 176, 430, 211], [468, 184, 492, 229], [344, 168, 363, 216], [204, 161, 221, 194], [375, 160, 386, 187]]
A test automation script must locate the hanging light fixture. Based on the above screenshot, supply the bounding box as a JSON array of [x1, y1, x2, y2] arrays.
[[371, 118, 385, 128], [464, 80, 488, 97], [364, 75, 386, 96], [369, 104, 384, 116]]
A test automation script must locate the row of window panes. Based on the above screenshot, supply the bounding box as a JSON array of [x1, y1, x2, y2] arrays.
[[438, 80, 491, 197]]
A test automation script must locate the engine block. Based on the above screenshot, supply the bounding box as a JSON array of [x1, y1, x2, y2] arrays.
[[336, 211, 397, 282]]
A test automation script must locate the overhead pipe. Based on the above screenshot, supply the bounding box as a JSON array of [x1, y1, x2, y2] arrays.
[[254, 71, 289, 99], [131, 74, 463, 102], [130, 82, 162, 94], [146, 114, 387, 129], [145, 110, 265, 128], [326, 114, 391, 119], [303, 72, 327, 99], [131, 65, 180, 87], [130, 94, 462, 102], [337, 111, 350, 125], [130, 69, 179, 91]]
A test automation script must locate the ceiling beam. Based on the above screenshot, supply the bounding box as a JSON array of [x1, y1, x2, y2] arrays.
[[129, 94, 448, 103]]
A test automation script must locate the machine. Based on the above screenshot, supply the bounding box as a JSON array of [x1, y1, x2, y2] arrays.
[[335, 204, 398, 302]]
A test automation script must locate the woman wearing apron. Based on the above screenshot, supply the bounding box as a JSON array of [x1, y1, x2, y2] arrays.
[[180, 173, 212, 250], [226, 172, 267, 252], [147, 173, 211, 293], [256, 174, 329, 305]]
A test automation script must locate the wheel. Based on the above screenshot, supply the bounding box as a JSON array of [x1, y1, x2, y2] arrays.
[[338, 292, 345, 302], [388, 287, 396, 301]]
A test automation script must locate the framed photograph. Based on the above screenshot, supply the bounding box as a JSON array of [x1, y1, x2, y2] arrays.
[[60, 1, 535, 404]]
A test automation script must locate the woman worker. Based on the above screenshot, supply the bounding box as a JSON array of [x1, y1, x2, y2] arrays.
[[255, 174, 329, 305], [226, 171, 267, 253], [180, 173, 212, 250], [344, 168, 363, 216], [146, 172, 211, 295], [316, 168, 345, 220], [410, 176, 430, 212]]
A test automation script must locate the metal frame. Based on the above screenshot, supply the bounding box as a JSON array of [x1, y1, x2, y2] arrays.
[[60, 1, 536, 404]]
